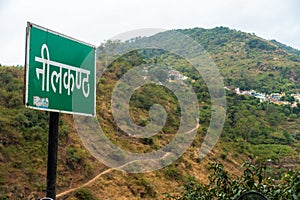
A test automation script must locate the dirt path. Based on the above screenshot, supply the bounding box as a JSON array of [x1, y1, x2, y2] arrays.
[[56, 124, 199, 199], [56, 167, 112, 198], [56, 152, 173, 199]]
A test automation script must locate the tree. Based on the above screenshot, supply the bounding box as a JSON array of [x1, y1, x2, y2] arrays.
[[149, 67, 169, 83]]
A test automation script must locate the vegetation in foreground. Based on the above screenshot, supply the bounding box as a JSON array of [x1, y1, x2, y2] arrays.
[[166, 162, 299, 200]]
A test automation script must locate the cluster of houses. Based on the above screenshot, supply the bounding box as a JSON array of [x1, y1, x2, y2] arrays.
[[228, 87, 300, 107], [140, 67, 300, 108], [168, 70, 188, 81], [142, 68, 188, 82]]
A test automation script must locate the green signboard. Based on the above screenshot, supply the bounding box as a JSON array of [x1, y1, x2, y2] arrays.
[[25, 22, 96, 116]]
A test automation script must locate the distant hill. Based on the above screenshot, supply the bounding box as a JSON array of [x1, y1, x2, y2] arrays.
[[175, 27, 300, 92], [100, 26, 300, 93], [270, 39, 300, 56]]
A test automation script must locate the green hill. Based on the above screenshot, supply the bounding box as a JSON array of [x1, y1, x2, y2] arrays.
[[0, 26, 299, 199], [0, 66, 103, 199], [176, 27, 300, 92], [270, 39, 300, 56]]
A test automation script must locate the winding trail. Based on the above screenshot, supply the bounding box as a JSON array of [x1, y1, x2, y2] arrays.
[[56, 167, 113, 198], [56, 124, 199, 199], [56, 152, 172, 199]]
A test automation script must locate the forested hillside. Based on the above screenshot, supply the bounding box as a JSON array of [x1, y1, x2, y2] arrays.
[[0, 67, 104, 199], [0, 26, 299, 199]]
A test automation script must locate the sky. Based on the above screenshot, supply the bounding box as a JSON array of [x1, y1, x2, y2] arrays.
[[0, 0, 300, 66]]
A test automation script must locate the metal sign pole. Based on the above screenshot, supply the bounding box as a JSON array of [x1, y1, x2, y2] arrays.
[[46, 112, 59, 200]]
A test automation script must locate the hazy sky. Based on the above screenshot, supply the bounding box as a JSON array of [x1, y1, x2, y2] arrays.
[[0, 0, 299, 66]]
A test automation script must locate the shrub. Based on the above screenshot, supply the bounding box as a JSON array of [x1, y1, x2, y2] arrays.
[[75, 188, 97, 200], [166, 162, 300, 200]]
